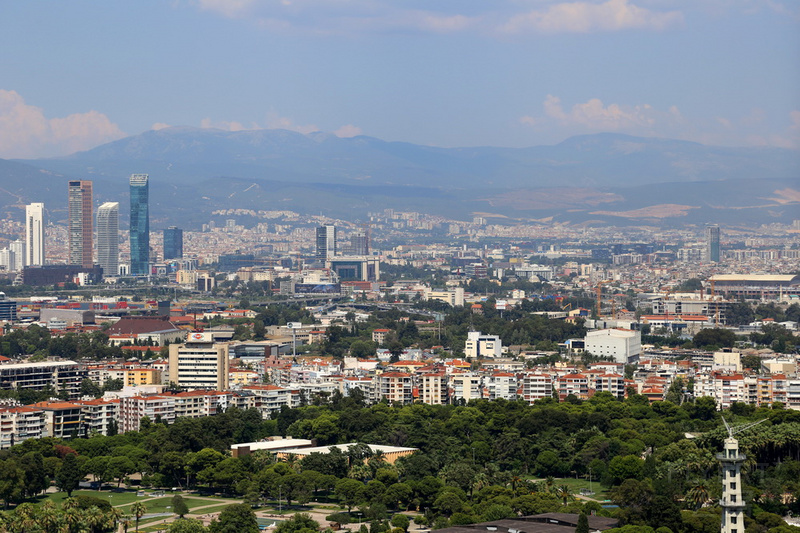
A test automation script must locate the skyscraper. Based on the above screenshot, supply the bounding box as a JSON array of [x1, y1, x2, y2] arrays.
[[25, 202, 45, 266], [163, 227, 183, 260], [97, 202, 119, 278], [315, 225, 337, 261], [68, 180, 93, 268], [129, 174, 150, 275], [351, 230, 369, 256], [705, 225, 720, 262]]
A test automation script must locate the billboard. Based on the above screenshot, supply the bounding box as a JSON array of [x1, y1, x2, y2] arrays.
[[294, 283, 341, 295], [186, 332, 214, 343]]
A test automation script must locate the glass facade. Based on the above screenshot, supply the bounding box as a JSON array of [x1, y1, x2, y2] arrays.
[[163, 226, 183, 260], [129, 174, 150, 275]]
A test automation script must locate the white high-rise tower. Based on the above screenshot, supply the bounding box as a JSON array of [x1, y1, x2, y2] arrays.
[[25, 202, 45, 266], [96, 202, 119, 278]]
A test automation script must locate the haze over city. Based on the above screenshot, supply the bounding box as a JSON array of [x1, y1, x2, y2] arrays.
[[1, 0, 799, 159]]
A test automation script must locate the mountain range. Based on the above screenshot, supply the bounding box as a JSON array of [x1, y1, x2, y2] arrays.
[[1, 127, 797, 228]]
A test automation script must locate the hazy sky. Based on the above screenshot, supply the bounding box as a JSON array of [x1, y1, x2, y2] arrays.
[[1, 0, 798, 158]]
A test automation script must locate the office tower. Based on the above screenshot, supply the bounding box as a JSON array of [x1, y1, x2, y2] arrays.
[[129, 174, 150, 275], [9, 240, 24, 271], [351, 230, 369, 256], [163, 226, 183, 260], [705, 225, 720, 262], [315, 225, 337, 261], [68, 180, 93, 267], [25, 202, 45, 266], [96, 202, 119, 278]]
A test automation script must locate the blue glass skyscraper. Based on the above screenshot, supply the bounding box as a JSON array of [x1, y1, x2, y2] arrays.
[[129, 174, 150, 275]]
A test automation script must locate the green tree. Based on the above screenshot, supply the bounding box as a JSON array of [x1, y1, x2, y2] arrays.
[[575, 512, 589, 533], [168, 519, 209, 533], [275, 513, 319, 533], [209, 503, 259, 533], [336, 478, 366, 512], [55, 452, 83, 497], [172, 494, 190, 518]]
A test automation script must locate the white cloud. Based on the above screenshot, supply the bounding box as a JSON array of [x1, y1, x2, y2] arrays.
[[195, 0, 256, 18], [539, 94, 672, 131], [334, 124, 363, 138], [200, 118, 254, 131], [199, 113, 362, 137], [0, 90, 125, 158], [522, 96, 800, 148], [191, 0, 686, 35], [264, 113, 319, 135], [151, 122, 172, 131], [501, 0, 683, 34]]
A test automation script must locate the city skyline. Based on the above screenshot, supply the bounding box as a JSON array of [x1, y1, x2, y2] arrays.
[[0, 1, 798, 159]]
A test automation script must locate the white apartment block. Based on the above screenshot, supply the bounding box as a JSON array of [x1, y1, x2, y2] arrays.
[[465, 331, 504, 359], [450, 372, 482, 402], [485, 372, 518, 400], [520, 373, 554, 404]]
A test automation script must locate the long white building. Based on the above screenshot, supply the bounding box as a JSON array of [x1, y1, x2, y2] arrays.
[[584, 328, 641, 364]]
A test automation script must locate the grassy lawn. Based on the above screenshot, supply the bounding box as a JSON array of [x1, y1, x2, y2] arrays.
[[188, 503, 237, 515], [529, 477, 611, 501], [560, 478, 611, 501], [41, 490, 144, 507], [117, 496, 212, 515]]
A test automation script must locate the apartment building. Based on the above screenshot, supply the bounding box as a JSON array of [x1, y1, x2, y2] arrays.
[[376, 372, 414, 404], [418, 372, 448, 405]]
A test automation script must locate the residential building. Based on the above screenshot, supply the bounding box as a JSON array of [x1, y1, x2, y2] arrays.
[[418, 372, 448, 405], [376, 372, 413, 404], [465, 331, 503, 359], [119, 395, 176, 433], [25, 202, 45, 266], [0, 406, 46, 448], [32, 401, 83, 439], [450, 372, 482, 402], [68, 180, 93, 268], [129, 173, 150, 275], [96, 202, 119, 278], [9, 240, 24, 272], [520, 373, 554, 404], [0, 361, 86, 399]]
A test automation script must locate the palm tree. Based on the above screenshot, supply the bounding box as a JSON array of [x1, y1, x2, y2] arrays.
[[131, 502, 148, 533], [685, 483, 710, 510], [37, 500, 60, 533], [555, 485, 572, 506]]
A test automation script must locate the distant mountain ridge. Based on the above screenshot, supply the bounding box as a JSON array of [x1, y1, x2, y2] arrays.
[[1, 128, 797, 227]]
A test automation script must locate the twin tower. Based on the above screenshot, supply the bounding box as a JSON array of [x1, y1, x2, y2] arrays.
[[67, 173, 149, 277]]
